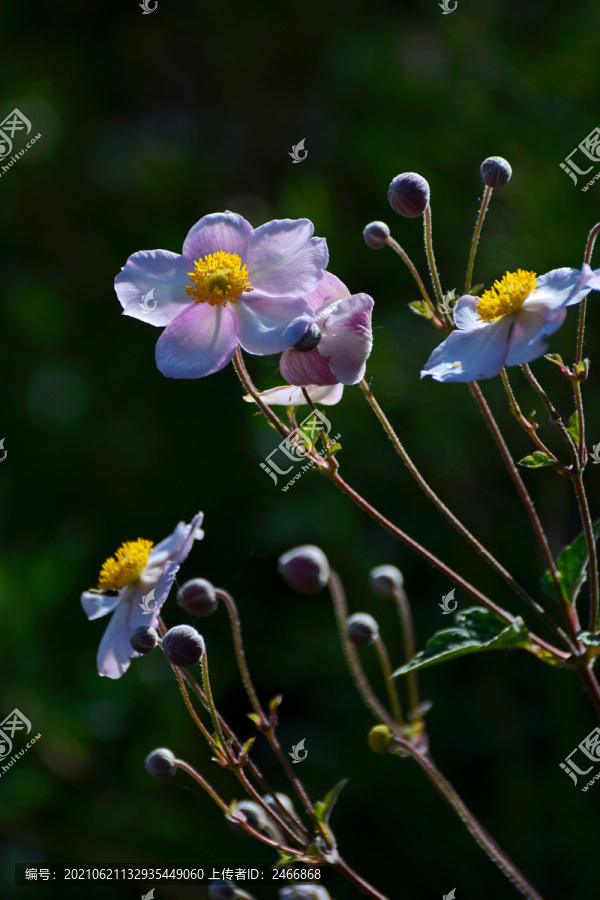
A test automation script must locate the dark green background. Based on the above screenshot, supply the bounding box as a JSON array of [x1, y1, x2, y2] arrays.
[[1, 0, 600, 897]]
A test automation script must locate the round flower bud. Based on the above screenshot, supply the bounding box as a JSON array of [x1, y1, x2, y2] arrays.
[[346, 612, 379, 647], [368, 724, 393, 755], [228, 800, 268, 838], [129, 625, 158, 654], [480, 156, 512, 188], [293, 322, 322, 352], [278, 545, 330, 595], [369, 564, 404, 597], [363, 221, 390, 249], [263, 792, 296, 818], [279, 886, 331, 900], [177, 578, 218, 617], [145, 747, 176, 778], [387, 172, 430, 217], [161, 624, 205, 667], [208, 880, 236, 900]]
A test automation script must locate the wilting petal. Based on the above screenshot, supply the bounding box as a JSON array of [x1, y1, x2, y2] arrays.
[[182, 211, 252, 262], [245, 219, 328, 297], [235, 293, 312, 355], [421, 318, 512, 382], [244, 383, 344, 406], [280, 346, 337, 385], [318, 293, 374, 384], [155, 303, 237, 378], [305, 273, 350, 315], [115, 250, 193, 326], [81, 589, 124, 621], [96, 594, 141, 679]]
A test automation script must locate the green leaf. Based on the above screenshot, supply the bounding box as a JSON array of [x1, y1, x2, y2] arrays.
[[470, 283, 484, 296], [541, 521, 600, 605], [567, 411, 580, 443], [518, 451, 554, 468], [392, 607, 530, 677], [408, 300, 433, 320], [577, 631, 600, 647], [314, 778, 348, 829]]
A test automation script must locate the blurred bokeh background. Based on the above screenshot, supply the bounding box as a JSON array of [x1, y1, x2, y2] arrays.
[[2, 0, 600, 897]]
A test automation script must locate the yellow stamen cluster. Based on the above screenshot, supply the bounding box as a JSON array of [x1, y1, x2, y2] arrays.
[[97, 539, 153, 591], [186, 251, 252, 306], [476, 270, 537, 322]]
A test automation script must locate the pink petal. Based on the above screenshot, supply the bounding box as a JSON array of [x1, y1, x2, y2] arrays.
[[155, 303, 238, 379], [182, 211, 252, 262], [245, 218, 328, 297]]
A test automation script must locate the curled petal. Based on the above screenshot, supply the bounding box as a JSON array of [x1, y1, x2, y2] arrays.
[[244, 383, 344, 406], [305, 272, 350, 315], [280, 346, 337, 385], [81, 589, 124, 621], [505, 306, 567, 366], [318, 293, 374, 384]]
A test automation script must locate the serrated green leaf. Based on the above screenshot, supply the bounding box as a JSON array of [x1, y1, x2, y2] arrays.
[[392, 607, 530, 677], [408, 300, 433, 319], [542, 521, 600, 606], [577, 631, 600, 647], [518, 451, 554, 468], [567, 411, 580, 442], [314, 778, 348, 829]]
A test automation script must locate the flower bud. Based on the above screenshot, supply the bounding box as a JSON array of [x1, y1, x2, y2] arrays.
[[278, 545, 330, 595], [279, 886, 331, 900], [387, 172, 430, 217], [208, 880, 236, 900], [177, 578, 218, 617], [228, 800, 268, 838], [161, 624, 205, 667], [263, 792, 296, 818], [369, 564, 404, 597], [145, 747, 176, 778], [129, 625, 158, 654], [293, 322, 322, 352], [363, 221, 390, 249], [346, 612, 379, 646], [480, 156, 512, 188], [208, 878, 236, 900], [368, 724, 393, 754]]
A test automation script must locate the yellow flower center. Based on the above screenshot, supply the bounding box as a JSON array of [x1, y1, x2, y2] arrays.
[[476, 270, 537, 322], [186, 251, 253, 306], [97, 539, 153, 591]]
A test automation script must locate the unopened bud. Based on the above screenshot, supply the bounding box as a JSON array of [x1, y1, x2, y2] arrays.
[[145, 747, 176, 778], [177, 578, 218, 617], [368, 724, 393, 754], [388, 172, 430, 217], [369, 564, 404, 597], [162, 624, 205, 667], [228, 800, 268, 838], [346, 612, 379, 646], [208, 880, 236, 900], [480, 156, 512, 188], [363, 221, 390, 249], [278, 545, 330, 594], [129, 626, 158, 654]]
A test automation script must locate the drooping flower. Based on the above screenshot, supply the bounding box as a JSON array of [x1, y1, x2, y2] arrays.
[[421, 268, 594, 383], [115, 212, 328, 379], [278, 273, 374, 387], [81, 512, 204, 678]]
